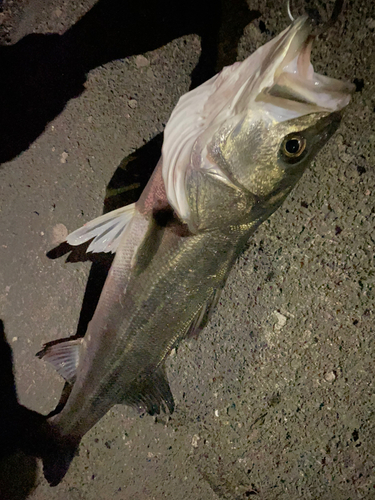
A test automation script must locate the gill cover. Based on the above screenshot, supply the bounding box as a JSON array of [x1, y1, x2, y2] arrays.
[[161, 15, 353, 226]]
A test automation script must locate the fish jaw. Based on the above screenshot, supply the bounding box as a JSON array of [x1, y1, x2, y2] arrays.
[[161, 16, 354, 228]]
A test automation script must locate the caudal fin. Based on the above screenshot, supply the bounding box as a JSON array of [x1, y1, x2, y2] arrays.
[[42, 432, 80, 486], [0, 319, 79, 486]]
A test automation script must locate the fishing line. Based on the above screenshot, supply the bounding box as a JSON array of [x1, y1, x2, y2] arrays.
[[286, 0, 345, 32], [286, 0, 295, 22]]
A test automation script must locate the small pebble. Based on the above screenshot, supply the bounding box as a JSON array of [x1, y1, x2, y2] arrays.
[[128, 99, 138, 109], [135, 55, 150, 68], [191, 435, 200, 448], [52, 223, 68, 244], [274, 311, 287, 331], [324, 371, 336, 382], [60, 151, 68, 163]]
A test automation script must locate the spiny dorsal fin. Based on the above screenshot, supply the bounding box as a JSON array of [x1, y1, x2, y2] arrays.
[[66, 203, 136, 254], [37, 338, 83, 383]]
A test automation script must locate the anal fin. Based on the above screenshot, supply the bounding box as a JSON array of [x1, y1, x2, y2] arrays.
[[126, 364, 174, 416]]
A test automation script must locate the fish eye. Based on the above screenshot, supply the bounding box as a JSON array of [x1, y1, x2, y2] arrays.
[[282, 136, 306, 158]]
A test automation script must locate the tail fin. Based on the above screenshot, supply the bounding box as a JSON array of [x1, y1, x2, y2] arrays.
[[0, 319, 79, 486], [41, 429, 80, 486], [22, 411, 80, 486], [0, 403, 78, 486]]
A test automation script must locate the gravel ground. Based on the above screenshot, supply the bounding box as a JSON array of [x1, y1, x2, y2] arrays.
[[0, 0, 374, 499]]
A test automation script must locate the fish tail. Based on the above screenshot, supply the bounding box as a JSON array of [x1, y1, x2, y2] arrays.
[[0, 403, 77, 486], [41, 428, 80, 486], [19, 411, 79, 486]]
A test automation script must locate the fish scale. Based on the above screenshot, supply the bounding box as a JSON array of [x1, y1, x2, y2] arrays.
[[51, 219, 244, 438], [38, 13, 354, 486]]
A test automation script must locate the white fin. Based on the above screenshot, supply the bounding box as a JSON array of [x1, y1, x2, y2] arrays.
[[66, 203, 136, 254], [37, 338, 83, 383]]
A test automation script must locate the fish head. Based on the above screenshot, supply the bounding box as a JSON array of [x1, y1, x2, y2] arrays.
[[162, 15, 354, 231], [212, 109, 342, 204]]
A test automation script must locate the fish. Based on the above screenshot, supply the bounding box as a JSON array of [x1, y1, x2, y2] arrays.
[[38, 13, 354, 486]]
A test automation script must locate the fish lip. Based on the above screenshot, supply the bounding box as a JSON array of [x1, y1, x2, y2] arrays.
[[313, 110, 342, 134], [295, 110, 343, 157]]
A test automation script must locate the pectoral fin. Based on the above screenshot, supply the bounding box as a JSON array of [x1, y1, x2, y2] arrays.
[[186, 287, 221, 339], [66, 203, 136, 254], [37, 338, 83, 384], [126, 364, 175, 416]]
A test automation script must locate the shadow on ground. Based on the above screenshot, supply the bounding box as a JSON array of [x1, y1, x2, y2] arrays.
[[0, 0, 260, 164], [0, 320, 43, 499], [0, 2, 258, 493]]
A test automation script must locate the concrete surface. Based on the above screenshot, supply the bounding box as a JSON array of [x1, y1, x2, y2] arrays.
[[0, 0, 374, 499]]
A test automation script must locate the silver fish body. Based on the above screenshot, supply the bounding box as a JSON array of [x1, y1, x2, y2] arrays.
[[39, 15, 353, 485]]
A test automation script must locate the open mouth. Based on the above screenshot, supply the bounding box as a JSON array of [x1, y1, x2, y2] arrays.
[[257, 16, 355, 114]]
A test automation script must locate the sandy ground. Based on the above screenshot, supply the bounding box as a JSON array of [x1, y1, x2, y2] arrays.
[[0, 0, 374, 499]]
